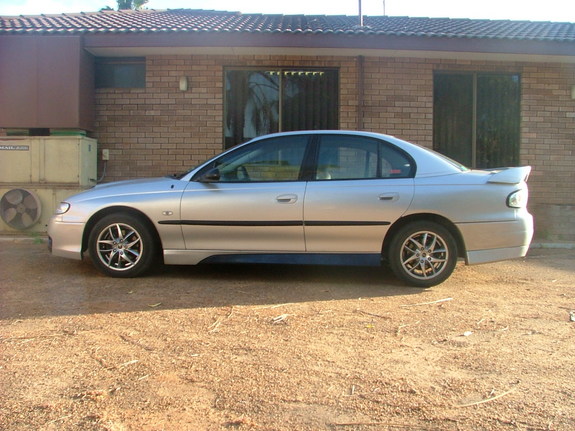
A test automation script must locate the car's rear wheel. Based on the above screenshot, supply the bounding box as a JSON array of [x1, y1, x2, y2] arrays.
[[88, 213, 157, 278], [388, 221, 457, 288]]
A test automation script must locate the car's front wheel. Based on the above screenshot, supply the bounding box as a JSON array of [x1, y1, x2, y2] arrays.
[[88, 213, 157, 278], [388, 221, 458, 288]]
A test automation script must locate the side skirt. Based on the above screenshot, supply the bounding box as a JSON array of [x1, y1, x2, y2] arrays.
[[163, 250, 382, 267]]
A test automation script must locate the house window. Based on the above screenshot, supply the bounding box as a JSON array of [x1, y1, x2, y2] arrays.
[[433, 72, 520, 168], [95, 57, 146, 89], [224, 68, 338, 148]]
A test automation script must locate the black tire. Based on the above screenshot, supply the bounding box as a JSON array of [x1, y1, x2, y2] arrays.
[[88, 213, 157, 278], [388, 221, 458, 288]]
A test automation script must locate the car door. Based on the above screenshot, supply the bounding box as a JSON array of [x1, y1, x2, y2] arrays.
[[303, 134, 415, 253], [180, 135, 309, 252]]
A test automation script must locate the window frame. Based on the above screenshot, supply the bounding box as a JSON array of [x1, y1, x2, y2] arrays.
[[95, 57, 146, 89], [433, 71, 521, 169], [193, 135, 313, 183], [310, 134, 416, 181], [192, 134, 416, 184], [223, 67, 339, 148]]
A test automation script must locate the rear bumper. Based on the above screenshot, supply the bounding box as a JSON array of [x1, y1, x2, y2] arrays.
[[47, 216, 85, 260], [457, 212, 534, 265], [466, 244, 531, 265]]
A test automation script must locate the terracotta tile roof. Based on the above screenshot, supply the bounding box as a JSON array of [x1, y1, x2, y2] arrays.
[[1, 9, 574, 42]]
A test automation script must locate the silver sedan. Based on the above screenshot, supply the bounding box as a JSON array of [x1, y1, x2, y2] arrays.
[[48, 131, 533, 287]]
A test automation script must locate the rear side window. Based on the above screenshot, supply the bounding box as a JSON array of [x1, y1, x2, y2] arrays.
[[315, 135, 414, 180]]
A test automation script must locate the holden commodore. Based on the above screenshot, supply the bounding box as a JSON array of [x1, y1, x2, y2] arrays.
[[48, 131, 533, 287]]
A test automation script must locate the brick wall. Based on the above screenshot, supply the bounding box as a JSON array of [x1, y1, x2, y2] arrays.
[[94, 55, 575, 241], [521, 63, 575, 241], [95, 56, 224, 180], [95, 55, 358, 182], [361, 57, 434, 145]]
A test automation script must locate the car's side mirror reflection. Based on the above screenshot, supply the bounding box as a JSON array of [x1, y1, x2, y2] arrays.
[[199, 168, 220, 183]]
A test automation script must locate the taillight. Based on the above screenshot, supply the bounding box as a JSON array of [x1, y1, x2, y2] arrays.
[[507, 188, 528, 208]]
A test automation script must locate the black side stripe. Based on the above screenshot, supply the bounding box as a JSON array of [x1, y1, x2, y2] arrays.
[[158, 220, 390, 227], [304, 221, 391, 226], [159, 220, 302, 227]]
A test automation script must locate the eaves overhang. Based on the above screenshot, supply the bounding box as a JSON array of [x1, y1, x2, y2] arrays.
[[82, 32, 575, 63]]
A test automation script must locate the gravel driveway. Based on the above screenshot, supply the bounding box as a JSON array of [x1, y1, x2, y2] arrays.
[[1, 240, 574, 430]]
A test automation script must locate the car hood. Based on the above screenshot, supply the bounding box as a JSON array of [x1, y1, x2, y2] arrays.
[[67, 177, 180, 202]]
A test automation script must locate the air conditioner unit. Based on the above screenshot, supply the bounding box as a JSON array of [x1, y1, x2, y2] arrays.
[[0, 136, 97, 233]]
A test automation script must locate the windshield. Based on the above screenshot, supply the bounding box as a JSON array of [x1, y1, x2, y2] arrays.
[[419, 146, 469, 172], [435, 151, 469, 171]]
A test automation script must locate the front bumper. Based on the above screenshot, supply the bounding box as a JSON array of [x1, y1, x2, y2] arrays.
[[47, 216, 85, 260]]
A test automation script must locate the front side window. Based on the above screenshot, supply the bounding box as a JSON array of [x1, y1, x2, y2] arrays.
[[224, 69, 338, 148], [315, 135, 414, 180], [203, 135, 309, 182], [433, 72, 520, 168]]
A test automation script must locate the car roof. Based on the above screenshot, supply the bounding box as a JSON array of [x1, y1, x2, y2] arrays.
[[184, 130, 464, 181]]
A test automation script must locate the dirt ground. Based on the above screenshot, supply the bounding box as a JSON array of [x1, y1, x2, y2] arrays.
[[0, 240, 574, 431]]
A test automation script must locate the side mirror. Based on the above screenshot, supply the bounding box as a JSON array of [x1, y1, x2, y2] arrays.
[[199, 167, 220, 183]]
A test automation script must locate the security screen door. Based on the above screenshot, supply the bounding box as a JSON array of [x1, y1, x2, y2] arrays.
[[433, 72, 520, 169], [224, 69, 338, 148]]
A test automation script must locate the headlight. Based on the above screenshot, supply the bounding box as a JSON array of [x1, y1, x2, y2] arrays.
[[507, 189, 528, 208], [55, 202, 71, 215]]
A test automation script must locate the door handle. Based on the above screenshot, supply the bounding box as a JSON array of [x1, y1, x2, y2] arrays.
[[379, 193, 399, 202], [276, 194, 298, 204]]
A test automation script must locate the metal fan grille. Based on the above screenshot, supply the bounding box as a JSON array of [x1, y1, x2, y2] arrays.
[[0, 189, 42, 230]]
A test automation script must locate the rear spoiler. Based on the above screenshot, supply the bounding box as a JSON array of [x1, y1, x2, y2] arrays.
[[487, 166, 531, 185]]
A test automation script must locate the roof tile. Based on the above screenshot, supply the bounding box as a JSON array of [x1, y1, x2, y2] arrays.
[[0, 9, 574, 42]]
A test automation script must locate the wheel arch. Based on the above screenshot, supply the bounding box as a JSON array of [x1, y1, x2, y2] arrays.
[[382, 213, 466, 262], [81, 206, 162, 255]]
